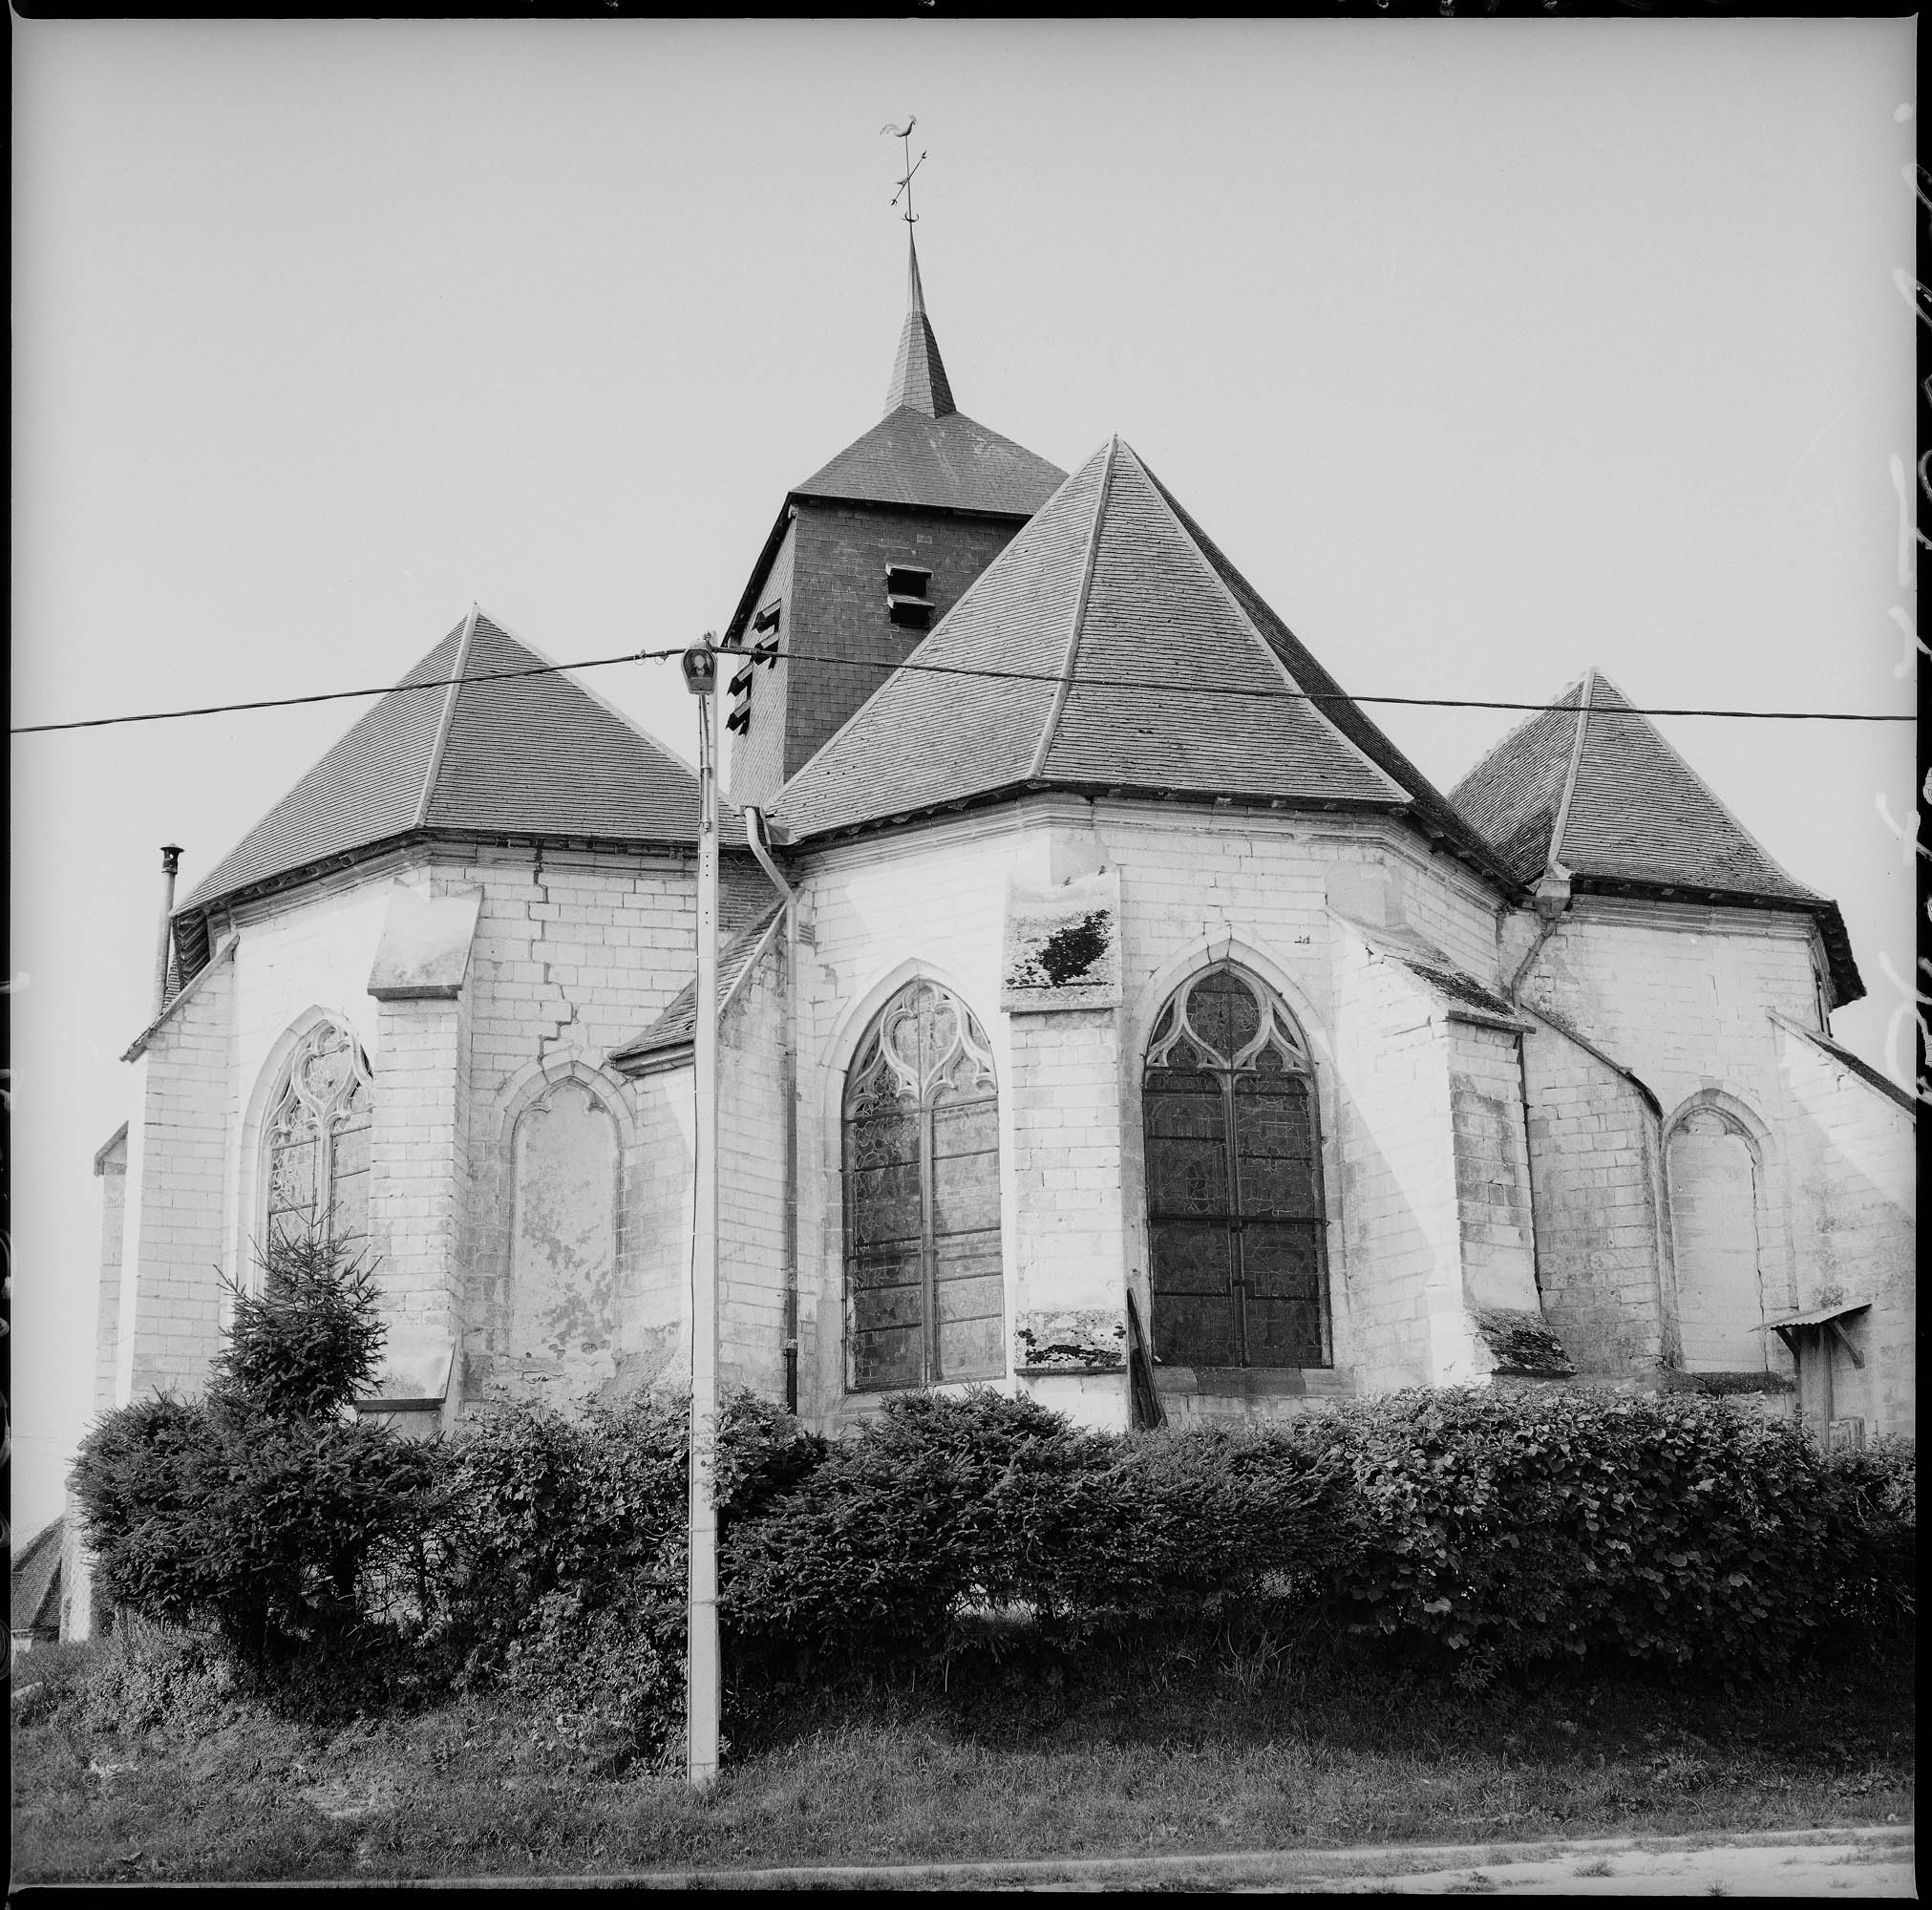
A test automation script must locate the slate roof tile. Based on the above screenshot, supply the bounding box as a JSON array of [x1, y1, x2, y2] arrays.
[[1560, 675, 1820, 902], [180, 609, 732, 918], [793, 408, 1066, 520], [773, 437, 1513, 885], [791, 233, 1064, 519], [882, 233, 956, 419], [1444, 683, 1585, 881], [1450, 668, 1821, 902], [180, 622, 460, 910], [1449, 668, 1862, 1004]]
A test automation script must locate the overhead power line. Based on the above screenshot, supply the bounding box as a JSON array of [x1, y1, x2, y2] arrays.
[[9, 641, 1915, 735]]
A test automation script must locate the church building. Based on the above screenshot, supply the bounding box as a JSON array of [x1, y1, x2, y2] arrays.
[[69, 231, 1914, 1634]]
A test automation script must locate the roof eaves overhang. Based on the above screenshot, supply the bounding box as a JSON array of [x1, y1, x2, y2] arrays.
[[778, 780, 1526, 895], [174, 821, 746, 958], [609, 1035, 695, 1079], [784, 487, 1039, 526]]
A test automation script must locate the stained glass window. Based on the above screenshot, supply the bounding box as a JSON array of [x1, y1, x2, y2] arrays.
[[843, 981, 1003, 1390], [1143, 966, 1328, 1369], [264, 1020, 374, 1253]]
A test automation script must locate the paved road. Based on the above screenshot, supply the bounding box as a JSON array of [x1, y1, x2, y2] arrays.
[[398, 1824, 1913, 1892]]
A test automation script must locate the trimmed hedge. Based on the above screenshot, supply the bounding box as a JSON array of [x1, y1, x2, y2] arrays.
[[420, 1383, 1912, 1764], [1319, 1387, 1881, 1685], [720, 1392, 1352, 1657]]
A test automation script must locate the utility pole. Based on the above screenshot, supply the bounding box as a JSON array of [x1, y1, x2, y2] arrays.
[[680, 636, 722, 1789]]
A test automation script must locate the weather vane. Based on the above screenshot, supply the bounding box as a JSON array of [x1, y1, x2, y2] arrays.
[[881, 116, 925, 224]]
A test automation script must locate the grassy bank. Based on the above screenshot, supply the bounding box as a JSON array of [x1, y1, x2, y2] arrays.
[[11, 1633, 1912, 1884]]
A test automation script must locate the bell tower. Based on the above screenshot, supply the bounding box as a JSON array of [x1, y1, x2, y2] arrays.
[[721, 223, 1066, 808]]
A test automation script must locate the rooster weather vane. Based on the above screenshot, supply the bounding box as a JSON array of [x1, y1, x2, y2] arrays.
[[881, 116, 925, 224]]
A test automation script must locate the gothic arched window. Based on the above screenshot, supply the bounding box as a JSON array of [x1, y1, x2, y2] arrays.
[[843, 980, 1003, 1390], [1143, 965, 1329, 1369], [265, 1020, 373, 1251]]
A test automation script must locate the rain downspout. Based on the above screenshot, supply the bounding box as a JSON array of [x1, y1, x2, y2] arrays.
[[1505, 674, 1593, 1305], [745, 806, 801, 1415]]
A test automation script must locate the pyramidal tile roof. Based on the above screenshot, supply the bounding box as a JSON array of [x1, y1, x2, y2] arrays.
[[790, 234, 1065, 520], [1451, 668, 1863, 1004], [772, 437, 1511, 880], [793, 409, 1068, 520], [1451, 668, 1821, 901], [180, 607, 729, 916]]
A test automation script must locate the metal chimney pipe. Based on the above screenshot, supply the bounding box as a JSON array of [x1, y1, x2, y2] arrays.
[[154, 845, 183, 1014]]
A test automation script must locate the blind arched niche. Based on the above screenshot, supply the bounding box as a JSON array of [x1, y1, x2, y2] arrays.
[[509, 1076, 621, 1369], [1667, 1105, 1767, 1371]]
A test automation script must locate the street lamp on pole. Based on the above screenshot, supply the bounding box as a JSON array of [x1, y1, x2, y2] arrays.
[[680, 636, 722, 1789]]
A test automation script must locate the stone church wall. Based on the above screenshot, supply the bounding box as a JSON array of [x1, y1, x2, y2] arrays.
[[438, 842, 721, 1413], [628, 1063, 696, 1390], [794, 808, 1030, 1432], [717, 924, 793, 1402], [108, 839, 772, 1423], [1518, 1013, 1670, 1376], [117, 951, 239, 1405], [1447, 1020, 1539, 1316], [1518, 899, 1820, 1125], [92, 1129, 128, 1412], [1773, 1024, 1915, 1442], [785, 797, 1520, 1432], [1518, 899, 1823, 1384], [1328, 930, 1460, 1392]]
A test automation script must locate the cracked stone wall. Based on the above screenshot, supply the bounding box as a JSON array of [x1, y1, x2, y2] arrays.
[[450, 842, 769, 1411]]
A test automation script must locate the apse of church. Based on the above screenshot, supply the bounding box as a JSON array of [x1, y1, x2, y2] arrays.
[[83, 210, 1914, 1646]]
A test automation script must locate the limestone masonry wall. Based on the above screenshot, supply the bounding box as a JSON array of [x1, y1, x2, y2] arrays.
[[1518, 1013, 1669, 1376], [1330, 932, 1461, 1393], [1773, 1024, 1915, 1441], [718, 927, 792, 1402], [796, 810, 1038, 1432], [438, 844, 710, 1412], [93, 1131, 128, 1414], [1520, 900, 1818, 1120], [1447, 1021, 1539, 1316], [117, 953, 239, 1404]]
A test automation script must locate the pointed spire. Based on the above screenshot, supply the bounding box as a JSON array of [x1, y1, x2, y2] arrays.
[[883, 230, 956, 419]]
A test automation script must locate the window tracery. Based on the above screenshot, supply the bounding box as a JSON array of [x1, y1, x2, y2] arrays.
[[264, 1020, 373, 1251], [843, 980, 1003, 1390], [1142, 965, 1329, 1369]]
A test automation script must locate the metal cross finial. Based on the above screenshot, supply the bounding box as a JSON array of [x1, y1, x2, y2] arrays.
[[881, 116, 926, 224]]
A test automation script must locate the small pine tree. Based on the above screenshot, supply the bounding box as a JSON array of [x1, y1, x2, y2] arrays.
[[71, 1229, 438, 1675], [206, 1229, 388, 1424]]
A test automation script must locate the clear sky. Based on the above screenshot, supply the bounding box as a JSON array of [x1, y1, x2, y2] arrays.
[[11, 19, 1917, 1540]]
